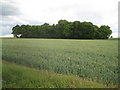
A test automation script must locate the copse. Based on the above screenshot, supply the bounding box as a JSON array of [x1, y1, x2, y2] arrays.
[[12, 20, 112, 39]]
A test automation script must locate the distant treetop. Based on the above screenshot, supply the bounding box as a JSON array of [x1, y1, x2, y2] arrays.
[[12, 20, 112, 39]]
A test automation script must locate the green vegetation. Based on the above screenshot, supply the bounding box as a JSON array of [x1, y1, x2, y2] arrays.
[[109, 38, 120, 40], [12, 20, 112, 39], [3, 61, 108, 88], [2, 38, 118, 88]]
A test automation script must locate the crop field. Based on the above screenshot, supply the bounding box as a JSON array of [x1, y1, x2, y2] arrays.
[[3, 61, 107, 88], [2, 38, 118, 88]]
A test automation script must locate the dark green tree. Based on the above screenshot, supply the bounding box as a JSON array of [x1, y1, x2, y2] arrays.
[[97, 25, 112, 39], [12, 25, 21, 38], [12, 20, 112, 39]]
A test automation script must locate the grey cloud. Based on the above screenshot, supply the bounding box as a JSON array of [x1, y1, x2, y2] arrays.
[[28, 20, 43, 25], [1, 1, 21, 16], [0, 25, 12, 35], [76, 11, 103, 26], [1, 16, 43, 36]]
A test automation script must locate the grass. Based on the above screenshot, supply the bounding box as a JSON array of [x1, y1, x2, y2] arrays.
[[2, 38, 118, 88], [108, 38, 120, 40], [3, 61, 109, 88]]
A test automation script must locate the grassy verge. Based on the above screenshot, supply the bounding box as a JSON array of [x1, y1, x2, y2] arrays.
[[2, 61, 110, 88]]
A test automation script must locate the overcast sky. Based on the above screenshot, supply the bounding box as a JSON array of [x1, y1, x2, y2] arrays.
[[1, 0, 119, 37]]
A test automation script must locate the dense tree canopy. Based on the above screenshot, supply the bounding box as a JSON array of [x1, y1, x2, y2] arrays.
[[12, 20, 112, 39]]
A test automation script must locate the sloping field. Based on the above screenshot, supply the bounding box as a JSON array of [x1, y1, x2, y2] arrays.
[[3, 61, 108, 88], [2, 38, 118, 88]]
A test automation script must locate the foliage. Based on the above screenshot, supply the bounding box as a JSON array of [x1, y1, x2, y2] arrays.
[[12, 20, 112, 39]]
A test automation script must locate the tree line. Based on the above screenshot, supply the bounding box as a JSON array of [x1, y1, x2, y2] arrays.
[[12, 20, 112, 39]]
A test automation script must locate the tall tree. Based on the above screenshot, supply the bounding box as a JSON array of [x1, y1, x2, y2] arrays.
[[97, 25, 112, 39], [12, 20, 112, 39]]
